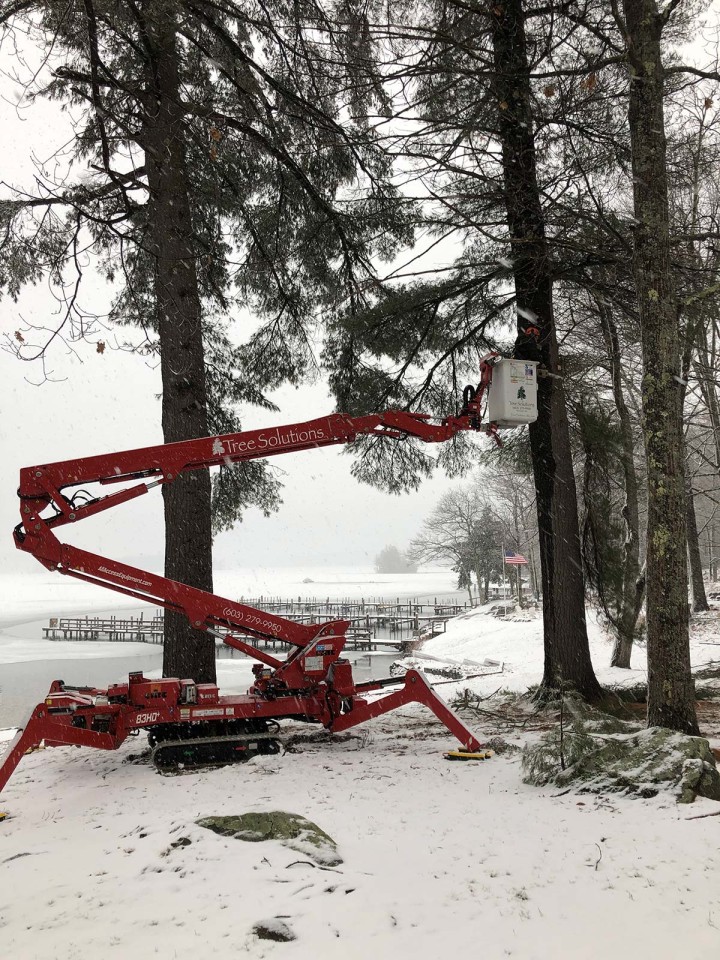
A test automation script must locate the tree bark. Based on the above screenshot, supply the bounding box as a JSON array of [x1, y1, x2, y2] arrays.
[[473, 565, 486, 603], [694, 335, 720, 481], [528, 546, 540, 601], [516, 565, 525, 607], [597, 302, 642, 667], [142, 5, 216, 683], [490, 0, 602, 700], [621, 0, 698, 733], [686, 475, 709, 612]]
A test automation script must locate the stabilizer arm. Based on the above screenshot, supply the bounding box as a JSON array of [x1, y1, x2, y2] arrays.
[[0, 725, 39, 796], [0, 714, 119, 797], [329, 670, 482, 752]]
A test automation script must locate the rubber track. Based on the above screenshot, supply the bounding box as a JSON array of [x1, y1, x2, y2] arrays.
[[151, 732, 282, 776]]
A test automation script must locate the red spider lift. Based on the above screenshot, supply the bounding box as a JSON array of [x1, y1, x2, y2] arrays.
[[0, 355, 536, 796]]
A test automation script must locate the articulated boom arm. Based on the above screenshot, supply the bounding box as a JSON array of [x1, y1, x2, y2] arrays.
[[15, 359, 496, 654], [0, 360, 504, 798]]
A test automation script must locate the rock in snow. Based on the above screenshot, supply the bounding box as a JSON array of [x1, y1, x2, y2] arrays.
[[196, 811, 343, 866]]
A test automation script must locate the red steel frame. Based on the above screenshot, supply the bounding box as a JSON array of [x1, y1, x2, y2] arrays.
[[0, 359, 500, 796]]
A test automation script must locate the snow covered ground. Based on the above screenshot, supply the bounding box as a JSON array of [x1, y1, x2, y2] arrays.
[[1, 574, 720, 958], [422, 603, 720, 697], [2, 703, 720, 959]]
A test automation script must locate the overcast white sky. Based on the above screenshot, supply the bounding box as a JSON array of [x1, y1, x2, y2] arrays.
[[0, 56, 477, 578], [0, 336, 473, 574]]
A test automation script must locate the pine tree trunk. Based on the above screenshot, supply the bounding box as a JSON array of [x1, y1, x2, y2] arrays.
[[473, 566, 484, 603], [142, 6, 216, 683], [621, 0, 698, 733], [597, 302, 642, 667], [694, 338, 720, 477], [528, 546, 540, 600], [490, 0, 601, 701], [686, 476, 709, 612]]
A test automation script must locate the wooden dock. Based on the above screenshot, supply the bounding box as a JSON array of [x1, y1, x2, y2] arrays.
[[42, 595, 459, 651], [44, 614, 165, 643], [236, 596, 468, 618], [42, 616, 431, 652]]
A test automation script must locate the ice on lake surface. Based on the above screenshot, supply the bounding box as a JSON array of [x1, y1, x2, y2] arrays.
[[0, 565, 465, 630], [0, 565, 463, 727]]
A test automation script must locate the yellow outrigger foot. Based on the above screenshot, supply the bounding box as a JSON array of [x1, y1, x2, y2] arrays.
[[444, 749, 493, 761], [0, 811, 10, 822]]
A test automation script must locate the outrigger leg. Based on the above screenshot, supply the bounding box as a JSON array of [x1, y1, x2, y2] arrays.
[[330, 670, 492, 758]]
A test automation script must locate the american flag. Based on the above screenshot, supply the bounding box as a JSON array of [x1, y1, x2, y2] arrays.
[[504, 550, 528, 565]]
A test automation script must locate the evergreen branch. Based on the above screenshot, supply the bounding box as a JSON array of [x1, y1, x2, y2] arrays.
[[683, 280, 720, 307], [181, 1, 379, 177], [407, 294, 514, 408], [183, 104, 373, 302], [2, 165, 146, 210], [660, 0, 687, 25], [52, 64, 139, 97], [0, 0, 38, 26], [665, 66, 720, 81], [82, 0, 136, 207]]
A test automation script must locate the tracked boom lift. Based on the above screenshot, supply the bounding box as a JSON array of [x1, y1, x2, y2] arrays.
[[0, 356, 537, 796]]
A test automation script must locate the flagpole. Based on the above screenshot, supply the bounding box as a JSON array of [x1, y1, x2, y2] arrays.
[[502, 544, 507, 600]]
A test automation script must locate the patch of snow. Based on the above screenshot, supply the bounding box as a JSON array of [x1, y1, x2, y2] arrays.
[[0, 586, 719, 956], [1, 710, 719, 959], [421, 604, 718, 700]]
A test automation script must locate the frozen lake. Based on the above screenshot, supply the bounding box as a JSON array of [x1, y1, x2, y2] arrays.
[[0, 566, 460, 727], [0, 651, 163, 728], [0, 648, 397, 728]]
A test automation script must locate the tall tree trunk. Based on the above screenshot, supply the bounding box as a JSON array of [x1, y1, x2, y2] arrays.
[[473, 565, 485, 603], [621, 0, 698, 733], [597, 301, 642, 667], [694, 338, 720, 476], [686, 475, 709, 612], [142, 6, 216, 683], [528, 546, 540, 601], [490, 0, 601, 700]]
